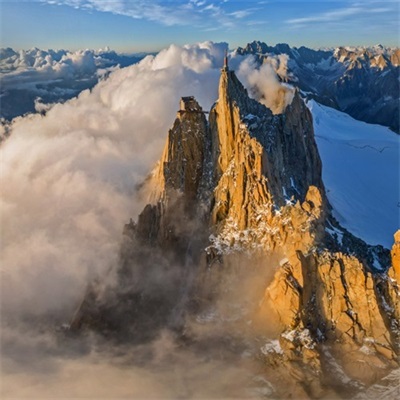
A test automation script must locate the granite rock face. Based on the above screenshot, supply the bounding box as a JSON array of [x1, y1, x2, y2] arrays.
[[209, 67, 324, 232], [136, 96, 210, 249], [71, 62, 399, 397]]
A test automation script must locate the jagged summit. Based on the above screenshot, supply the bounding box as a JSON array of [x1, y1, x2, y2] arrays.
[[70, 60, 400, 399], [222, 49, 229, 72], [236, 40, 400, 133], [211, 63, 324, 217]]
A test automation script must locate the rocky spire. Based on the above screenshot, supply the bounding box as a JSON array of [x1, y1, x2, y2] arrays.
[[150, 96, 209, 209], [70, 60, 400, 397], [206, 66, 399, 389], [133, 96, 210, 249], [209, 64, 325, 232]]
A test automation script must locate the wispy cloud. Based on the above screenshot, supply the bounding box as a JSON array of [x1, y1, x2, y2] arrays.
[[286, 5, 391, 27], [229, 10, 252, 19], [42, 0, 252, 28]]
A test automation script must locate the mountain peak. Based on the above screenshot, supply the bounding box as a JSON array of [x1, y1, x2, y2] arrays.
[[70, 62, 400, 397]]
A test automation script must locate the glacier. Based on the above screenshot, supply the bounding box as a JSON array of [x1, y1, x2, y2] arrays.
[[308, 100, 399, 248]]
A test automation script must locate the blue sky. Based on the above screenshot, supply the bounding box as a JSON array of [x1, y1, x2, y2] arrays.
[[1, 0, 399, 52]]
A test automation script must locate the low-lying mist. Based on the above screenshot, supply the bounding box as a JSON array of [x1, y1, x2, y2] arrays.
[[1, 41, 295, 398], [2, 250, 278, 399], [2, 326, 263, 399]]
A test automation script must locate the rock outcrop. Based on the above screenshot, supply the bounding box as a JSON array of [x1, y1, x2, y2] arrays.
[[134, 96, 210, 249], [71, 58, 399, 398], [205, 64, 399, 390], [209, 65, 324, 232]]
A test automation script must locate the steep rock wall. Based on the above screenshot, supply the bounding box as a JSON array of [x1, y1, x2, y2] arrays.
[[70, 61, 399, 395]]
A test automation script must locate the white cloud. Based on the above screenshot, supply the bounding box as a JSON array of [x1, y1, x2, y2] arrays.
[[0, 48, 146, 120], [229, 10, 252, 19], [41, 0, 248, 27], [235, 53, 295, 114], [0, 41, 293, 321], [286, 5, 391, 26], [192, 0, 207, 6], [287, 6, 361, 25], [0, 41, 227, 319], [1, 48, 120, 90]]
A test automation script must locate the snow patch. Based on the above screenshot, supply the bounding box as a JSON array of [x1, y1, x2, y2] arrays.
[[372, 253, 384, 271], [308, 100, 400, 248], [195, 308, 219, 324], [260, 340, 283, 355], [325, 223, 344, 246], [359, 344, 375, 355], [281, 328, 316, 349], [279, 257, 289, 267]]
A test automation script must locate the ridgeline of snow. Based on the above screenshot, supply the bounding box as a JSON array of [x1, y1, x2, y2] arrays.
[[308, 100, 399, 248]]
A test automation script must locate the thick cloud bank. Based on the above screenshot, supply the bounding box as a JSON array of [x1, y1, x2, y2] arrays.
[[0, 41, 231, 320], [0, 47, 144, 79]]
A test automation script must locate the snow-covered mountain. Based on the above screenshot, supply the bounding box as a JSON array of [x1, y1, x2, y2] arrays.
[[308, 100, 399, 248], [236, 41, 400, 133], [2, 42, 398, 135]]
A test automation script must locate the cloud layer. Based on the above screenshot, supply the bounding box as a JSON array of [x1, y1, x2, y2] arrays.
[[236, 53, 295, 114], [0, 41, 228, 319], [0, 47, 146, 120], [0, 41, 296, 399], [285, 3, 392, 28], [0, 41, 297, 319], [0, 47, 142, 84]]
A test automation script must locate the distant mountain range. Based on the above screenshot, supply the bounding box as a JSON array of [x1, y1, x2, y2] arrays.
[[1, 42, 398, 133], [236, 41, 400, 133], [0, 47, 150, 120]]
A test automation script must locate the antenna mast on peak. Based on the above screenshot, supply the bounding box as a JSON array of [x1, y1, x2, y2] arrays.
[[223, 49, 229, 71]]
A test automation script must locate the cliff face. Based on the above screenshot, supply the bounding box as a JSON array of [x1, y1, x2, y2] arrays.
[[135, 97, 210, 249], [209, 66, 325, 243], [71, 97, 211, 338], [71, 63, 399, 397], [205, 67, 399, 388], [210, 68, 323, 214]]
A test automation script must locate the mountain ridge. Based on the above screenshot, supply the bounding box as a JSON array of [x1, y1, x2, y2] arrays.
[[1, 42, 398, 134], [236, 40, 400, 133], [70, 59, 399, 398]]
